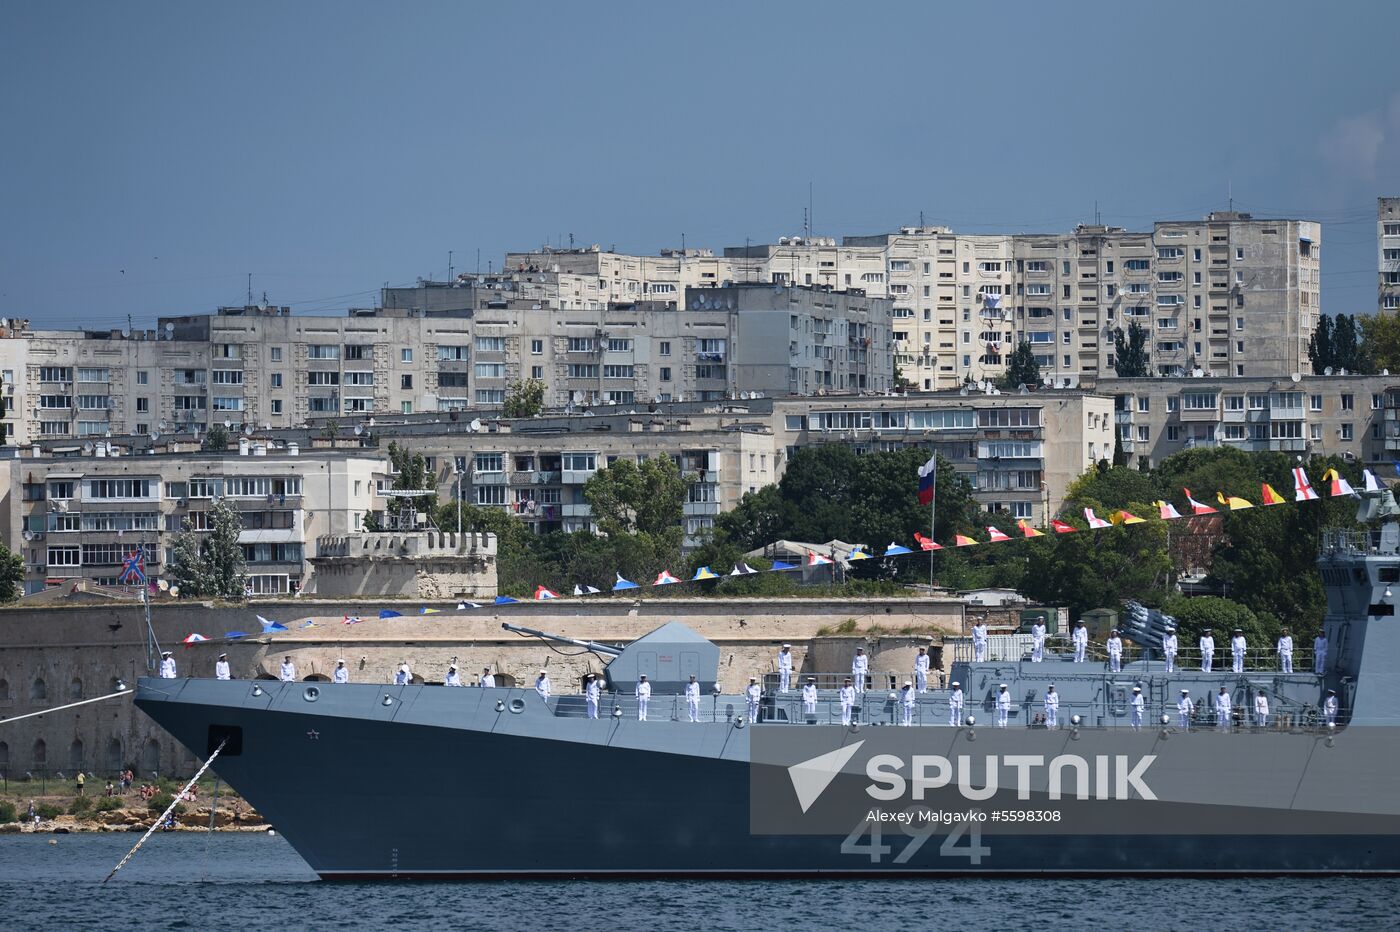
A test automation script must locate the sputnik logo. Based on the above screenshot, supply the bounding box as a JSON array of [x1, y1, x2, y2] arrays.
[[787, 740, 865, 813]]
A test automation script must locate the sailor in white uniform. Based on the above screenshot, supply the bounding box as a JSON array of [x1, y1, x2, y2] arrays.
[[948, 681, 964, 726], [1030, 620, 1046, 663], [1129, 685, 1144, 731], [444, 663, 462, 686], [279, 656, 296, 682], [851, 648, 869, 696], [1277, 627, 1294, 674], [1323, 688, 1339, 726], [839, 678, 856, 726], [1072, 621, 1088, 664], [215, 653, 231, 681], [479, 667, 495, 688], [394, 664, 411, 686], [1043, 685, 1059, 729], [900, 681, 916, 726], [1231, 628, 1247, 674], [914, 647, 931, 692], [158, 651, 176, 679], [972, 622, 988, 662], [1314, 632, 1328, 674], [1106, 629, 1123, 673], [802, 677, 818, 716], [995, 683, 1011, 728], [1200, 628, 1216, 673], [585, 673, 600, 719], [685, 674, 701, 722], [535, 670, 551, 700], [1162, 628, 1178, 673], [332, 659, 349, 684], [745, 676, 762, 724], [1177, 689, 1194, 729], [777, 644, 794, 693], [1254, 690, 1269, 729], [636, 674, 651, 721], [1214, 686, 1232, 730]]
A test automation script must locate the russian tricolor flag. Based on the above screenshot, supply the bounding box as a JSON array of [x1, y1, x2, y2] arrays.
[[917, 455, 937, 506]]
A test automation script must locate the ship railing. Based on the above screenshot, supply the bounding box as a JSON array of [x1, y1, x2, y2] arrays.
[[1321, 528, 1382, 553], [950, 641, 1316, 673]]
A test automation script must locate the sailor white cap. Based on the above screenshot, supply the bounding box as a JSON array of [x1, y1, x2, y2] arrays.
[[448, 663, 457, 669], [538, 669, 547, 674], [904, 680, 912, 686], [807, 676, 816, 681], [639, 674, 647, 679], [336, 658, 345, 663], [218, 653, 227, 659], [998, 683, 1007, 689], [161, 651, 172, 657], [749, 676, 757, 681], [1132, 686, 1141, 692], [781, 643, 791, 648], [1180, 688, 1189, 693], [1047, 684, 1055, 689], [951, 681, 960, 687]]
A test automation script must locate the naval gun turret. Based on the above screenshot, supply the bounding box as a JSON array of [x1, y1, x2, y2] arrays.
[[502, 620, 720, 694]]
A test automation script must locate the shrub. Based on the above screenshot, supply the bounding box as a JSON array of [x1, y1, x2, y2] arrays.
[[147, 793, 185, 817], [94, 797, 123, 813], [0, 802, 15, 823], [68, 796, 93, 815], [35, 803, 63, 820]]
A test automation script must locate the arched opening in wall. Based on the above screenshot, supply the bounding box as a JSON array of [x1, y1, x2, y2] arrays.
[[0, 741, 9, 774], [69, 738, 85, 772], [106, 738, 123, 773], [140, 738, 160, 777], [32, 738, 47, 768], [492, 674, 517, 688], [410, 674, 425, 685], [31, 678, 46, 701], [302, 674, 331, 683], [254, 673, 278, 681], [70, 677, 83, 700], [0, 678, 10, 701]]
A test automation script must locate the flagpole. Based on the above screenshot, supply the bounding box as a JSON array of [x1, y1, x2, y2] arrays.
[[929, 455, 936, 591]]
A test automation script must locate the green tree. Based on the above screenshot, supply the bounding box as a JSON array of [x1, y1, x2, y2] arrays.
[[1332, 313, 1369, 373], [1360, 311, 1400, 374], [1063, 462, 1159, 512], [583, 456, 689, 538], [0, 543, 23, 601], [166, 498, 247, 599], [1160, 594, 1272, 646], [1021, 521, 1172, 619], [1113, 322, 1150, 377], [383, 441, 437, 521], [502, 378, 546, 419], [201, 423, 229, 452], [894, 362, 916, 393], [1307, 314, 1334, 375], [998, 340, 1041, 390]]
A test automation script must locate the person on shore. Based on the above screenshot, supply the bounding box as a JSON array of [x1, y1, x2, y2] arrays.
[[1323, 688, 1339, 726], [1106, 629, 1123, 673], [332, 659, 349, 684], [394, 664, 412, 686], [948, 681, 964, 726], [584, 673, 600, 720], [636, 674, 651, 721], [1215, 686, 1232, 730], [1071, 620, 1088, 663], [777, 644, 793, 693], [215, 653, 231, 681], [745, 677, 761, 724], [972, 621, 988, 662], [802, 677, 818, 716], [1200, 628, 1216, 672], [1231, 629, 1247, 674], [1255, 690, 1270, 728], [1162, 627, 1178, 673], [1177, 689, 1195, 729], [839, 678, 856, 726], [851, 648, 869, 696], [900, 681, 916, 726], [686, 674, 701, 722], [105, 780, 114, 797], [1129, 686, 1144, 732], [27, 801, 35, 823], [1314, 632, 1329, 674], [914, 647, 930, 692], [1044, 685, 1059, 729], [76, 772, 85, 796], [158, 651, 176, 679], [1030, 619, 1046, 663], [1278, 627, 1295, 674], [444, 664, 462, 687], [534, 670, 551, 700], [279, 656, 296, 682], [479, 667, 494, 688], [996, 683, 1011, 728]]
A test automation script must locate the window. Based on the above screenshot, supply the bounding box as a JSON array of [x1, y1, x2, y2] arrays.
[[475, 337, 505, 353], [211, 369, 243, 385], [135, 397, 149, 413], [1373, 394, 1384, 410], [1166, 397, 1179, 412], [271, 400, 283, 414], [212, 396, 243, 411], [1309, 394, 1323, 411], [270, 348, 282, 362], [659, 341, 671, 356], [39, 394, 71, 409], [1235, 317, 1245, 331], [395, 374, 411, 390], [1341, 394, 1354, 411], [307, 371, 339, 385], [563, 453, 596, 471], [270, 373, 282, 388], [1341, 423, 1354, 441], [39, 366, 73, 383], [475, 486, 507, 506], [530, 339, 543, 355], [567, 364, 598, 379], [606, 338, 633, 353], [1223, 425, 1246, 440], [1136, 426, 1149, 442], [1157, 247, 1184, 259], [474, 390, 504, 405], [47, 546, 80, 567], [307, 345, 339, 360], [437, 345, 470, 361], [344, 371, 373, 386], [530, 366, 543, 379], [1248, 394, 1267, 410], [568, 337, 594, 353], [136, 370, 149, 385], [1235, 247, 1244, 260], [1166, 426, 1181, 441], [1182, 392, 1217, 410], [473, 363, 504, 380], [1136, 397, 1150, 412], [474, 453, 503, 473], [603, 391, 635, 404], [1225, 395, 1244, 411], [603, 365, 635, 379], [76, 394, 110, 410], [84, 479, 154, 499], [401, 401, 414, 413], [659, 367, 671, 382], [344, 345, 369, 361]]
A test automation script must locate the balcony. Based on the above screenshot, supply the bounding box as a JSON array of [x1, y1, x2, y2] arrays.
[[472, 472, 507, 486], [562, 468, 597, 485], [561, 503, 593, 517], [1270, 438, 1308, 453], [1179, 405, 1221, 422]]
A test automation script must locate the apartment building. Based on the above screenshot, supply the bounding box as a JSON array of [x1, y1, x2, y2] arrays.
[[1382, 197, 1400, 313], [1109, 374, 1398, 470], [0, 449, 385, 596]]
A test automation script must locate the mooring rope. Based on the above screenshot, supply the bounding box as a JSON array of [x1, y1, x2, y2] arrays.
[[102, 738, 227, 884]]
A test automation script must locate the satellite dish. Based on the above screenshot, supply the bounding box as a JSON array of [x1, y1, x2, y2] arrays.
[[121, 328, 131, 338], [572, 391, 584, 404], [469, 418, 482, 433], [243, 424, 253, 436], [169, 585, 180, 598], [151, 432, 160, 441], [1324, 367, 1334, 376], [1018, 384, 1030, 395], [1384, 369, 1391, 377], [959, 386, 969, 396], [22, 530, 32, 542], [157, 579, 169, 591], [1291, 372, 1301, 382], [158, 420, 167, 431], [366, 418, 375, 427], [164, 322, 174, 335], [82, 442, 94, 454], [223, 419, 232, 429], [354, 425, 363, 436]]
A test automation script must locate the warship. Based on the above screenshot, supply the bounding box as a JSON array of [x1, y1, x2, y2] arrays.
[[135, 489, 1400, 877]]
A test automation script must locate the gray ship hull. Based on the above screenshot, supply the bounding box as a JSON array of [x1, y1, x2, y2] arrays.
[[136, 677, 1400, 877]]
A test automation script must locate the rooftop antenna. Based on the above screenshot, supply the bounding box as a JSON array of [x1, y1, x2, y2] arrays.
[[1094, 200, 1100, 226], [448, 250, 453, 281], [808, 180, 814, 237], [247, 273, 252, 306]]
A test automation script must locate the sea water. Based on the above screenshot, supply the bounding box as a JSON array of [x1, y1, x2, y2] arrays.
[[0, 833, 1394, 931]]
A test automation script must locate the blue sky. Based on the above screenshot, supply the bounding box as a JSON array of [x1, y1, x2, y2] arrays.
[[3, 0, 1397, 328]]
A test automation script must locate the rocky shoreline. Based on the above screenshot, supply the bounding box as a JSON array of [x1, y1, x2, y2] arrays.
[[1, 804, 270, 834]]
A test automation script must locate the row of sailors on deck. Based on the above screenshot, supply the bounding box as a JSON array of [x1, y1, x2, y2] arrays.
[[968, 621, 1327, 674]]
